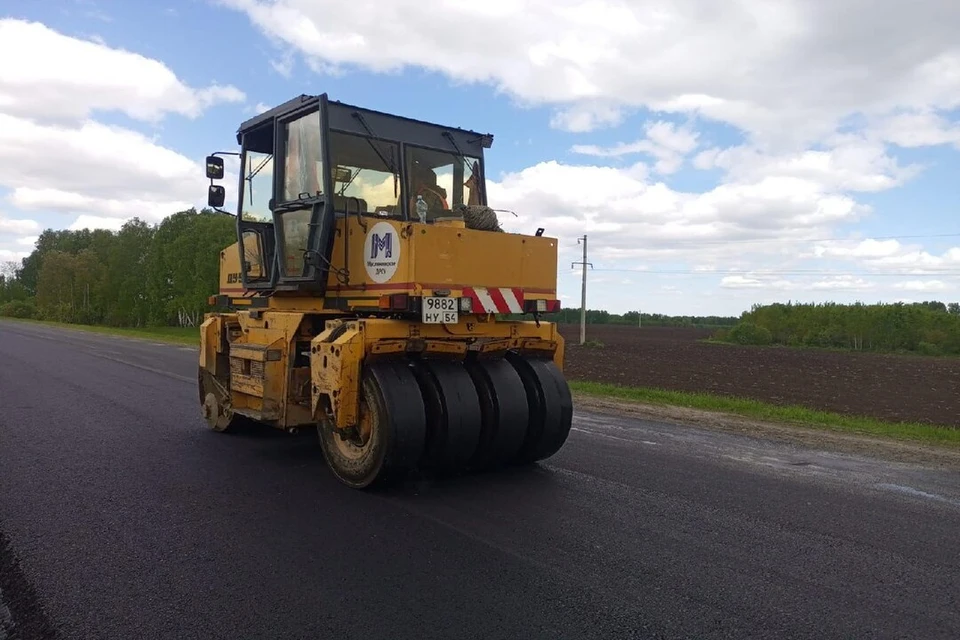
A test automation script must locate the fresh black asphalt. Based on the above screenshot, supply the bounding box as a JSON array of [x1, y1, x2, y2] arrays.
[[2, 320, 959, 639]]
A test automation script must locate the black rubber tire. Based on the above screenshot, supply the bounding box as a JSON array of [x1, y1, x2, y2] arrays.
[[318, 360, 426, 489], [505, 353, 573, 464], [464, 358, 529, 470], [411, 359, 483, 472]]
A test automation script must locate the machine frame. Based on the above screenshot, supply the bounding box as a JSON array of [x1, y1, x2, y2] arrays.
[[199, 93, 572, 489]]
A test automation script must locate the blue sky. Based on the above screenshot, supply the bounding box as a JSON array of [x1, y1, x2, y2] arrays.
[[2, 0, 960, 316]]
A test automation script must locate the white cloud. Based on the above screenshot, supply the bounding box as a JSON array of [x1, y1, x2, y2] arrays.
[[0, 20, 246, 252], [572, 120, 699, 174], [488, 160, 867, 261], [69, 215, 128, 232], [809, 276, 874, 291], [550, 103, 624, 133], [0, 19, 244, 124], [808, 238, 960, 276], [217, 0, 960, 314], [221, 0, 960, 142], [894, 280, 951, 292], [0, 248, 30, 263], [811, 238, 904, 259], [0, 214, 41, 236], [717, 274, 876, 292], [0, 114, 205, 222], [873, 110, 960, 149], [481, 148, 960, 313], [695, 138, 919, 193]]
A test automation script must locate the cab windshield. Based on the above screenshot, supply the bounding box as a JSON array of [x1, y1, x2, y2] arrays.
[[405, 147, 482, 221]]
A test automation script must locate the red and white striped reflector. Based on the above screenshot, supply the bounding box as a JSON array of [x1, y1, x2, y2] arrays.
[[462, 287, 525, 314]]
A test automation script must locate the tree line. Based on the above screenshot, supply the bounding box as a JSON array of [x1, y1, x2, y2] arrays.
[[0, 208, 235, 327], [716, 301, 960, 355], [0, 206, 741, 331], [539, 308, 738, 328], [13, 209, 949, 357]]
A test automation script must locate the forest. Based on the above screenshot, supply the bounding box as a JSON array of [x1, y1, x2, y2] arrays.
[[0, 208, 235, 327], [717, 301, 960, 355], [539, 308, 738, 328]]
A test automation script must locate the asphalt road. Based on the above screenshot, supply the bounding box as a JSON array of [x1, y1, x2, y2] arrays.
[[2, 320, 960, 640]]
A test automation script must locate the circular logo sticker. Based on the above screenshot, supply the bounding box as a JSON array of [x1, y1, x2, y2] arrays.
[[363, 221, 400, 284]]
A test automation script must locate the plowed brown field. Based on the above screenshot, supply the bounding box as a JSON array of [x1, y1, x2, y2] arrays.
[[559, 324, 960, 427]]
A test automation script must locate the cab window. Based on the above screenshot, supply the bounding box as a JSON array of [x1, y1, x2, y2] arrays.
[[328, 131, 401, 216]]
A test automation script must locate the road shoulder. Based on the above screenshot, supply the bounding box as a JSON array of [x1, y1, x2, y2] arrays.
[[574, 392, 960, 472]]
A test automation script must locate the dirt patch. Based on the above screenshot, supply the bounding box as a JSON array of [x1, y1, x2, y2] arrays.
[[573, 392, 960, 471], [561, 324, 960, 428]]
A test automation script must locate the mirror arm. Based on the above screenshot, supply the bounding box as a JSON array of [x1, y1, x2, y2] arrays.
[[206, 151, 241, 216]]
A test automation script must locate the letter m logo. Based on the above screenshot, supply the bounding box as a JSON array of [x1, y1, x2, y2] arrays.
[[370, 232, 392, 259]]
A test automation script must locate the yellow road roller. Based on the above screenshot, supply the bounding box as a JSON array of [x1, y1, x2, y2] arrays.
[[199, 93, 572, 489]]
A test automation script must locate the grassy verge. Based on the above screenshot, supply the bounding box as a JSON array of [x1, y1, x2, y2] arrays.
[[1, 318, 199, 345], [569, 380, 960, 448]]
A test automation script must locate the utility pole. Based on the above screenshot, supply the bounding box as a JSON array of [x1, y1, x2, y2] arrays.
[[571, 235, 592, 345]]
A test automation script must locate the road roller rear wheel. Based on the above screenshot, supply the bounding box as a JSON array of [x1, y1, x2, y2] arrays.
[[505, 353, 573, 464], [412, 359, 482, 473], [198, 367, 241, 433], [318, 360, 426, 489], [464, 358, 528, 470]]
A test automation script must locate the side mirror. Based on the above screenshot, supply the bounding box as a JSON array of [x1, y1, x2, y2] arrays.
[[334, 166, 353, 183], [208, 185, 226, 208], [206, 155, 224, 180]]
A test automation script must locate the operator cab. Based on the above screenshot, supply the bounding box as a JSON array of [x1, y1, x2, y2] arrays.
[[204, 93, 493, 296]]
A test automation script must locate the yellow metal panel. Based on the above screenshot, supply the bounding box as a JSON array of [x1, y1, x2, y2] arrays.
[[230, 344, 278, 362], [412, 224, 558, 293], [199, 316, 218, 371], [323, 217, 558, 297], [310, 324, 364, 429], [213, 217, 562, 316], [228, 335, 286, 421], [218, 241, 243, 296], [326, 217, 414, 294]]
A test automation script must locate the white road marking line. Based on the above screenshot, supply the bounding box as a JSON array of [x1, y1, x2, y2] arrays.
[[875, 483, 960, 507], [571, 426, 659, 445]]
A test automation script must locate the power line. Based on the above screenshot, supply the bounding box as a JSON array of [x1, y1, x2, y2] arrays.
[[572, 268, 960, 277], [564, 231, 960, 248]]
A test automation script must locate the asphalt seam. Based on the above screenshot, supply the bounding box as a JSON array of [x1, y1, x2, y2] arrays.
[[84, 352, 194, 384], [2, 324, 193, 384]]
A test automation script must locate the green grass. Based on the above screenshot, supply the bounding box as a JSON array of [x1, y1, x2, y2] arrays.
[[1, 318, 200, 345], [569, 380, 960, 448]]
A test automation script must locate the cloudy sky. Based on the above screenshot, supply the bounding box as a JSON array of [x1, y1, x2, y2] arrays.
[[2, 0, 960, 316]]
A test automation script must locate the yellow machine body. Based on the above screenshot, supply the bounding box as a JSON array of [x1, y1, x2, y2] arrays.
[[214, 217, 560, 312], [198, 92, 572, 489]]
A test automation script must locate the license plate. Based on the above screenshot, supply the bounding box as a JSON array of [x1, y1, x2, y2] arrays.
[[422, 296, 458, 324]]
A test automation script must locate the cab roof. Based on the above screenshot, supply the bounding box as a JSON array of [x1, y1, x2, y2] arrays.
[[235, 93, 495, 157]]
